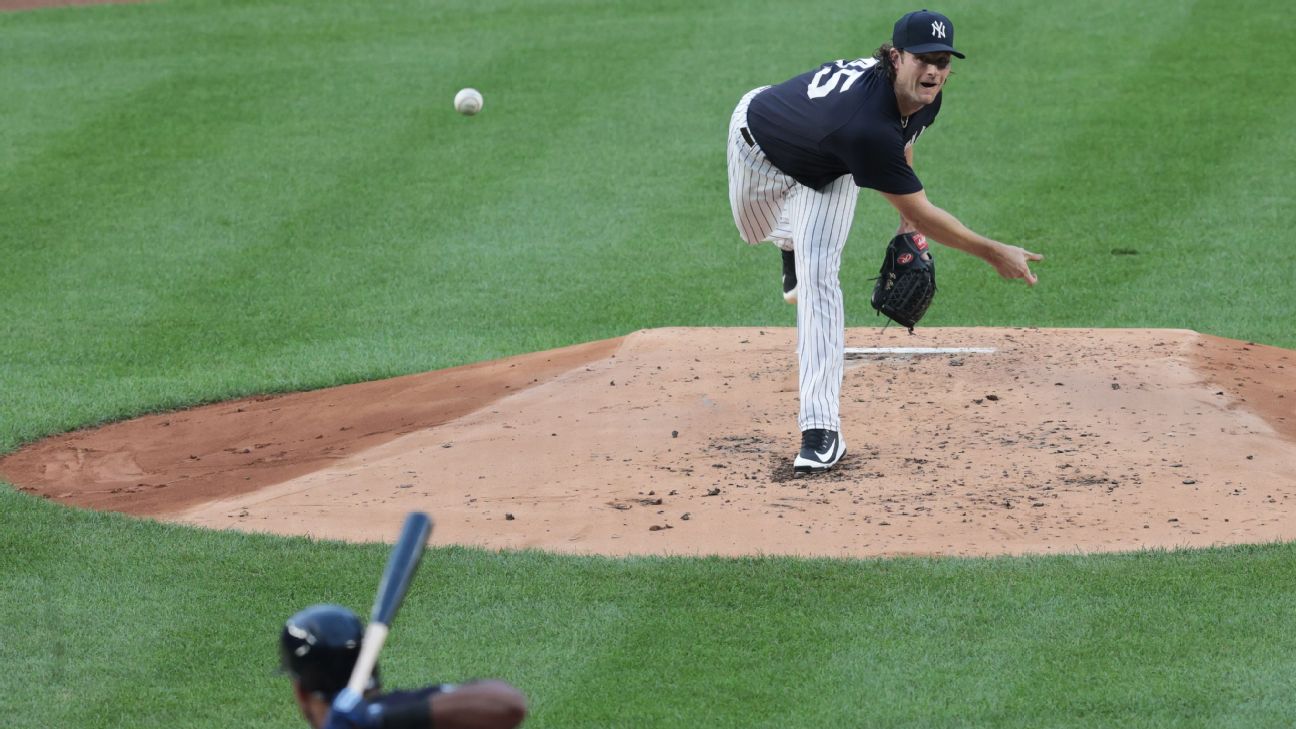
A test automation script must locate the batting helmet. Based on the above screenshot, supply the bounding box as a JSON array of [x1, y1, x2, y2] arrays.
[[279, 604, 379, 696]]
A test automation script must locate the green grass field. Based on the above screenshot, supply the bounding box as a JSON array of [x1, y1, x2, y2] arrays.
[[3, 0, 1294, 726]]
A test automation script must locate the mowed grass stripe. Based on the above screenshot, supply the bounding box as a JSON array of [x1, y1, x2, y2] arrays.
[[1038, 0, 1294, 338], [0, 4, 566, 446], [4, 494, 413, 727], [6, 490, 1296, 726], [804, 551, 1296, 727], [420, 552, 683, 727]]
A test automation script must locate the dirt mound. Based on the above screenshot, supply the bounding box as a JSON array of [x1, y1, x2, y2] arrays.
[[4, 327, 1293, 557], [1, 338, 621, 514]]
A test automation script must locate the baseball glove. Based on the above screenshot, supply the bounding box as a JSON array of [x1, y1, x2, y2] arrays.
[[870, 232, 936, 332]]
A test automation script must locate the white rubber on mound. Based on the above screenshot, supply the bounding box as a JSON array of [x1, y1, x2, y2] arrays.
[[844, 347, 996, 357]]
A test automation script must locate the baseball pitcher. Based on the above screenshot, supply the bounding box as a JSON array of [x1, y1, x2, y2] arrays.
[[726, 9, 1042, 473]]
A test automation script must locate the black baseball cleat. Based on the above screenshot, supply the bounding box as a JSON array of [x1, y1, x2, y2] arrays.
[[793, 428, 846, 473], [781, 248, 797, 304]]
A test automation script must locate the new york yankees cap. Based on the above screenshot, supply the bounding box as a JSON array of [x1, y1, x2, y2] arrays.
[[893, 9, 965, 58]]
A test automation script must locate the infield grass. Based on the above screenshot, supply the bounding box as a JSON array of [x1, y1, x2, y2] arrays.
[[2, 0, 1295, 726], [7, 492, 1296, 728]]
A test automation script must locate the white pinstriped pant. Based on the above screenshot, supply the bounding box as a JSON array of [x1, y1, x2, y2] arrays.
[[727, 87, 859, 433]]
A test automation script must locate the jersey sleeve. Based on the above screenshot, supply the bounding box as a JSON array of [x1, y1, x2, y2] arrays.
[[368, 685, 447, 728]]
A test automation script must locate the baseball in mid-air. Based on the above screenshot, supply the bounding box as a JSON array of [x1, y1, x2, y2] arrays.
[[454, 88, 483, 116]]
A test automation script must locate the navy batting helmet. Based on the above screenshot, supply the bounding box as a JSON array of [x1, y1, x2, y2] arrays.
[[279, 604, 379, 696]]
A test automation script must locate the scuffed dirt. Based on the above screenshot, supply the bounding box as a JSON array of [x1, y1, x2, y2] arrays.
[[0, 338, 621, 514], [3, 327, 1294, 558]]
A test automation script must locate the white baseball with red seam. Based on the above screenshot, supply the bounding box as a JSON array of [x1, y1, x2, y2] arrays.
[[454, 88, 483, 115]]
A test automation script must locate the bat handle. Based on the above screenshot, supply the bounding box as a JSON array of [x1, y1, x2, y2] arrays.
[[346, 622, 390, 695]]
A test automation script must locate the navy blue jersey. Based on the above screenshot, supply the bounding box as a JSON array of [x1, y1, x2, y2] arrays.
[[367, 683, 447, 722], [746, 58, 940, 193], [375, 685, 445, 706]]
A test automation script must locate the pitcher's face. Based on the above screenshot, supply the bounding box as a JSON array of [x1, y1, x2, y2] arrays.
[[892, 49, 951, 113]]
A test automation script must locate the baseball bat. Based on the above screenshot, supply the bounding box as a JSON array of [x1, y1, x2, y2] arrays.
[[344, 511, 434, 696]]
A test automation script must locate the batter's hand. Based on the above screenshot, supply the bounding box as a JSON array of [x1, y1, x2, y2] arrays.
[[989, 243, 1043, 285], [324, 688, 381, 729]]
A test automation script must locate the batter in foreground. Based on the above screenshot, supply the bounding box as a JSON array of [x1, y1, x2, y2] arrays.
[[280, 604, 527, 729], [726, 9, 1043, 473]]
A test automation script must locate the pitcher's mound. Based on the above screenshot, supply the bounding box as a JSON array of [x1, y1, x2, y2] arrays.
[[4, 327, 1294, 557]]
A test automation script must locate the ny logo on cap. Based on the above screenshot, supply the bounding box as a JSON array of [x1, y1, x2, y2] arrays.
[[931, 20, 947, 38]]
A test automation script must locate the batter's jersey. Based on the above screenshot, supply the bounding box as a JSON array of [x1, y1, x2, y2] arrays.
[[368, 684, 448, 720], [746, 58, 941, 193]]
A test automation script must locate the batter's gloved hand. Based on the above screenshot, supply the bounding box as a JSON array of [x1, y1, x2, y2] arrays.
[[871, 232, 937, 332], [323, 688, 383, 729]]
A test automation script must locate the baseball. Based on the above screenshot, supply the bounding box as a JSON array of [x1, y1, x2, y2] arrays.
[[454, 87, 483, 116]]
